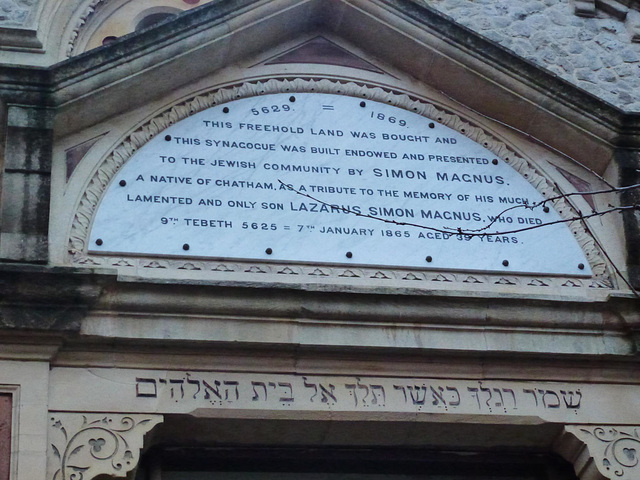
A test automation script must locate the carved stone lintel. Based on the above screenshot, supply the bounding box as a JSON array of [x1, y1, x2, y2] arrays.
[[557, 426, 640, 480], [48, 413, 163, 480]]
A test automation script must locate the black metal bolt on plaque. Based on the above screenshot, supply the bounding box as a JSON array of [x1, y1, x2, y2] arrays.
[[119, 180, 127, 187], [95, 239, 103, 246], [164, 135, 172, 141], [183, 244, 190, 251], [426, 256, 433, 263], [429, 123, 435, 129], [578, 263, 585, 270], [492, 159, 499, 165], [223, 107, 229, 113], [360, 101, 366, 108], [289, 96, 296, 103], [346, 251, 353, 258], [543, 206, 550, 213], [502, 260, 509, 267], [265, 248, 273, 255]]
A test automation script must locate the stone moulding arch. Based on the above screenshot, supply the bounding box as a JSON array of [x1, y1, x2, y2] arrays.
[[64, 0, 106, 57], [63, 0, 180, 57], [66, 77, 610, 286], [63, 0, 212, 58]]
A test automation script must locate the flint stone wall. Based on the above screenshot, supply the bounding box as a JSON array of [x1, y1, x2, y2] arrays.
[[0, 0, 36, 26], [428, 0, 640, 111]]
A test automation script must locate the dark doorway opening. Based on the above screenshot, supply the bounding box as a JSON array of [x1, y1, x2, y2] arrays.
[[138, 446, 578, 480]]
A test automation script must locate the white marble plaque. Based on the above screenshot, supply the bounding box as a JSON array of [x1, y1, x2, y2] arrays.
[[89, 93, 590, 276]]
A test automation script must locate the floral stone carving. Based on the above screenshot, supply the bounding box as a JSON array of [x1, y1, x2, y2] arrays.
[[564, 426, 640, 480], [48, 413, 163, 480]]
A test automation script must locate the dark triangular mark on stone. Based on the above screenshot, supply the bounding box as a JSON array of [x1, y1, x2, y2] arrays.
[[555, 166, 595, 210], [264, 36, 386, 74], [65, 133, 108, 181]]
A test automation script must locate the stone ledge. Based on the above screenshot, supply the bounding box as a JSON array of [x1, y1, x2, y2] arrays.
[[0, 27, 42, 51]]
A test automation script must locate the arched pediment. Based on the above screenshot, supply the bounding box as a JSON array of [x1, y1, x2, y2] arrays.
[[42, 0, 637, 173], [67, 78, 612, 291], [37, 0, 628, 295]]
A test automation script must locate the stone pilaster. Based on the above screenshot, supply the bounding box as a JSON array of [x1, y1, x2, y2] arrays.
[[0, 105, 53, 263], [617, 149, 640, 290]]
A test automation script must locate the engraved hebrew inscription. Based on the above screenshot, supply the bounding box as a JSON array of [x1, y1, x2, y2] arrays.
[[130, 372, 586, 420], [49, 367, 640, 424]]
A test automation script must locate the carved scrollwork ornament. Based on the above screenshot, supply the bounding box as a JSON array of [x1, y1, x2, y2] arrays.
[[48, 413, 163, 480], [67, 78, 610, 285], [564, 425, 640, 480], [66, 0, 106, 57]]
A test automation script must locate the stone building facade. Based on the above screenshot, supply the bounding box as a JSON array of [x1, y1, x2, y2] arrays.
[[1, 1, 640, 479]]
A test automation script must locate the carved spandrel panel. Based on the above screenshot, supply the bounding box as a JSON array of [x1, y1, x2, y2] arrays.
[[564, 426, 640, 480], [48, 413, 162, 480]]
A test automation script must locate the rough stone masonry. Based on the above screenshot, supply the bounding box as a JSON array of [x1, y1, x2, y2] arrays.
[[427, 0, 640, 111]]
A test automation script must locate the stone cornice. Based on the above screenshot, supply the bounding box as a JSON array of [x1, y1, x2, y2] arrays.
[[0, 262, 637, 359], [86, 279, 635, 333], [0, 264, 116, 332]]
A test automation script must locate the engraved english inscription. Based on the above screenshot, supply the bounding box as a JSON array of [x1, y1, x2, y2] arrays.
[[89, 93, 590, 275]]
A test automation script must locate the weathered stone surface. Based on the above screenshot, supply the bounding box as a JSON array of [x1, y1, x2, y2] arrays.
[[427, 0, 640, 111], [1, 106, 53, 263], [0, 265, 115, 331]]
